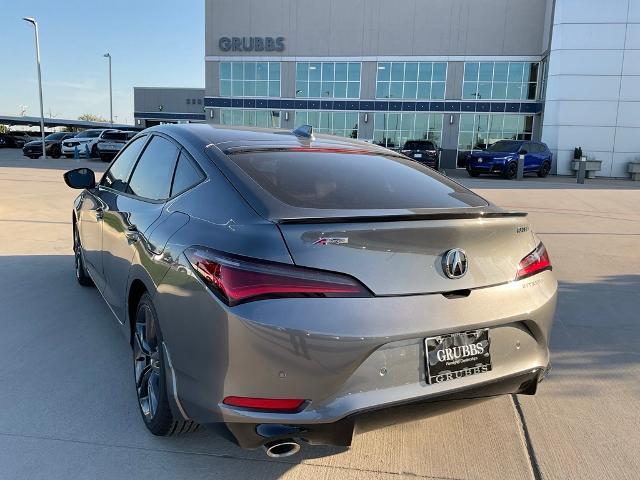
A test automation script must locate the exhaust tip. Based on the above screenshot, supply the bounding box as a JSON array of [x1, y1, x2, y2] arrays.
[[263, 439, 301, 458]]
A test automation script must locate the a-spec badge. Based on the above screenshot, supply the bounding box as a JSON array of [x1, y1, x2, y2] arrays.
[[313, 237, 349, 246]]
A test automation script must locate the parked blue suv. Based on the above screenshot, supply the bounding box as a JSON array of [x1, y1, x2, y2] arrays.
[[466, 140, 552, 179]]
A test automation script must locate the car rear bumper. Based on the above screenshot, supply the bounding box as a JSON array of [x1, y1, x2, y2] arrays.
[[223, 366, 548, 448], [154, 262, 556, 448], [407, 154, 439, 168]]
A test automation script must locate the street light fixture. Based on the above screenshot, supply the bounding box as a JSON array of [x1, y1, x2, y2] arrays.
[[22, 17, 46, 159], [103, 53, 113, 124]]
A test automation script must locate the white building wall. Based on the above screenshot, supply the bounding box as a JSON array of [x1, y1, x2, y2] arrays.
[[542, 0, 639, 177]]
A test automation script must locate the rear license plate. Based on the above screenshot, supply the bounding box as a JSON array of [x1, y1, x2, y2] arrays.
[[424, 329, 491, 384], [414, 153, 422, 158]]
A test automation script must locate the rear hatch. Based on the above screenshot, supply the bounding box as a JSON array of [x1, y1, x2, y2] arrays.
[[208, 141, 535, 294], [278, 216, 535, 295]]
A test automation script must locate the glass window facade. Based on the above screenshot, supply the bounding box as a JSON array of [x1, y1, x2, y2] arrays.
[[462, 62, 539, 100], [294, 111, 359, 138], [219, 62, 281, 97], [295, 62, 361, 98], [457, 114, 534, 167], [219, 109, 281, 128], [376, 62, 447, 99], [373, 113, 444, 149]]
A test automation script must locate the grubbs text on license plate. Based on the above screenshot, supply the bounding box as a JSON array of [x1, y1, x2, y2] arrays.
[[424, 329, 491, 384]]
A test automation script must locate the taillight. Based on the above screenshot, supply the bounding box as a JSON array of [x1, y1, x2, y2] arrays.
[[185, 247, 371, 306], [223, 396, 306, 413], [516, 242, 552, 280]]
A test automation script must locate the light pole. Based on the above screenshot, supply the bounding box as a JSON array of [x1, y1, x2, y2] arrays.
[[103, 53, 113, 124], [23, 17, 46, 159]]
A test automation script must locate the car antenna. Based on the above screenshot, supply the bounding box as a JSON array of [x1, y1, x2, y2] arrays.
[[292, 124, 314, 140]]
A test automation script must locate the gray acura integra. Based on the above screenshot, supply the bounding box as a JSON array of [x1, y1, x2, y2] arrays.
[[64, 124, 556, 457]]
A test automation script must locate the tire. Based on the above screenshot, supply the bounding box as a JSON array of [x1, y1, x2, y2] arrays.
[[99, 154, 110, 163], [503, 162, 518, 180], [467, 170, 480, 177], [91, 144, 98, 158], [74, 226, 94, 287], [51, 147, 61, 159], [537, 161, 551, 178], [133, 293, 198, 436]]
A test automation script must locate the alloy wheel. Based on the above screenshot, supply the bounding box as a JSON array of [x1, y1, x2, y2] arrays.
[[540, 162, 550, 177], [134, 305, 161, 420]]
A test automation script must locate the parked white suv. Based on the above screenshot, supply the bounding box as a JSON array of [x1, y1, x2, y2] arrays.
[[61, 129, 110, 158], [96, 130, 136, 162]]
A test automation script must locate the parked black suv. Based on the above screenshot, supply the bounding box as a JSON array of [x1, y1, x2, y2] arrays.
[[22, 132, 76, 159], [401, 140, 440, 170]]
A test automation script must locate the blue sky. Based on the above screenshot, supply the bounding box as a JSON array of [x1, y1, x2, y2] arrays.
[[0, 0, 204, 124]]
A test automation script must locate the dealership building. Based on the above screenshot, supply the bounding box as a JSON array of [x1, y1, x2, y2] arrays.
[[134, 0, 640, 177]]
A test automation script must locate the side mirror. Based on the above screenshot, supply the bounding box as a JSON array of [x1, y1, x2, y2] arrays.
[[63, 168, 95, 189], [519, 149, 528, 155]]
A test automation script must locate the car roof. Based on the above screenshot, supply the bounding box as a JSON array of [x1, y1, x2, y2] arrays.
[[144, 123, 396, 156]]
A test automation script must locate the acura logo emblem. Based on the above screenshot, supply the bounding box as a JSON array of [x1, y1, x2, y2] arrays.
[[443, 249, 468, 279]]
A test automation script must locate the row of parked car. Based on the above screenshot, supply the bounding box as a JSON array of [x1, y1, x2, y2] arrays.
[[21, 129, 136, 162], [395, 138, 553, 179], [0, 129, 136, 162], [0, 131, 39, 149]]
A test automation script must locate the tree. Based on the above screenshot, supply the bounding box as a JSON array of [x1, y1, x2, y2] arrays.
[[78, 114, 108, 123]]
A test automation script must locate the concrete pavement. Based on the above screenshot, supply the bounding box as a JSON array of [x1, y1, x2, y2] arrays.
[[0, 148, 638, 479]]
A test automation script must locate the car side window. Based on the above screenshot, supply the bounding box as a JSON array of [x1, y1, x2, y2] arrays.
[[171, 151, 204, 196], [126, 136, 179, 201], [101, 136, 147, 192]]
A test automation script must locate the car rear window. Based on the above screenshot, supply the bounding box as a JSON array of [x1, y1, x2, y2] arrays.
[[227, 150, 485, 210], [404, 140, 435, 150], [102, 131, 128, 141], [486, 140, 521, 152], [78, 130, 101, 138]]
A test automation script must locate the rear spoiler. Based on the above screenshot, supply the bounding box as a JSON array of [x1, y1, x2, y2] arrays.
[[276, 211, 527, 225]]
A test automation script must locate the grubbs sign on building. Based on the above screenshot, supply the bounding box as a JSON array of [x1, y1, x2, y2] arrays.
[[218, 36, 285, 52]]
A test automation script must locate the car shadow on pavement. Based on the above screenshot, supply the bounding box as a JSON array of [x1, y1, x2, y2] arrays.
[[545, 274, 640, 397], [2, 254, 639, 478], [0, 254, 348, 478]]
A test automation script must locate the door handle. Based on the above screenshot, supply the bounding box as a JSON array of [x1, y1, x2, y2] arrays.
[[125, 225, 139, 243], [95, 208, 104, 220]]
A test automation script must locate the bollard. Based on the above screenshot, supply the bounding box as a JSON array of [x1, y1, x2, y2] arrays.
[[516, 154, 525, 180], [74, 146, 79, 161], [577, 157, 587, 184]]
